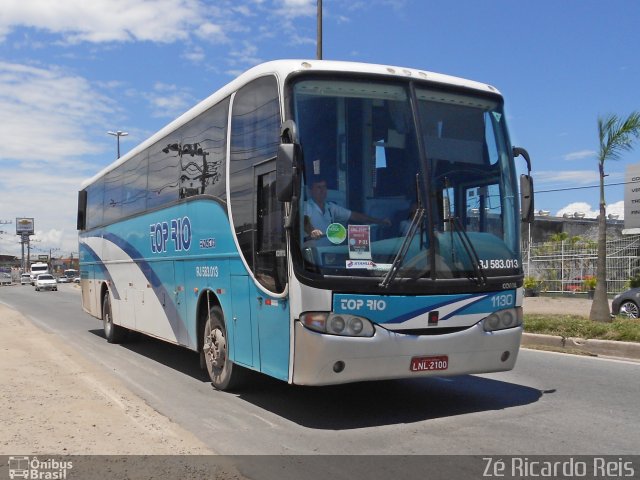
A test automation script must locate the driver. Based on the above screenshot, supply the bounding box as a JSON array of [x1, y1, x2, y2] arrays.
[[304, 177, 391, 240]]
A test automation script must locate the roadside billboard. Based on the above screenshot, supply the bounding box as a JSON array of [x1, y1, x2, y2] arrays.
[[624, 164, 640, 232], [15, 217, 34, 236]]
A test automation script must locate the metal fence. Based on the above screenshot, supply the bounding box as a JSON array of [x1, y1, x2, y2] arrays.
[[523, 235, 640, 294]]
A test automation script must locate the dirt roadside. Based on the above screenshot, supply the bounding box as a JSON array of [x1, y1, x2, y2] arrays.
[[521, 295, 609, 317], [0, 303, 213, 455]]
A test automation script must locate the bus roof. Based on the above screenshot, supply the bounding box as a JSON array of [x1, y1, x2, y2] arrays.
[[81, 59, 502, 189]]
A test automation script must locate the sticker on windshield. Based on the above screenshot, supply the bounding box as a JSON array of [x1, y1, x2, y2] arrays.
[[492, 112, 502, 123], [348, 225, 371, 260], [346, 260, 392, 270], [326, 223, 347, 244]]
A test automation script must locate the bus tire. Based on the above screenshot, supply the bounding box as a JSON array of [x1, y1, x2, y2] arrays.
[[103, 293, 126, 344], [203, 306, 245, 391]]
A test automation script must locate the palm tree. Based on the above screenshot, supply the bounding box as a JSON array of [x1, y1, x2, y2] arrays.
[[589, 112, 640, 322]]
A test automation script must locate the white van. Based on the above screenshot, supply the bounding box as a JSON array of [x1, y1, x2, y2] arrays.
[[21, 273, 31, 285], [29, 263, 49, 285]]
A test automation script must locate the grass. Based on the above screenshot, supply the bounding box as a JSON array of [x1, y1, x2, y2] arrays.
[[524, 314, 640, 343]]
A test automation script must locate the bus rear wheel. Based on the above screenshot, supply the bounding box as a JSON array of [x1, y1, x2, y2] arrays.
[[203, 307, 244, 391], [103, 294, 126, 344]]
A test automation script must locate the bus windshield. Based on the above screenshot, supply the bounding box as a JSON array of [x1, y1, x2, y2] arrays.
[[292, 77, 520, 284]]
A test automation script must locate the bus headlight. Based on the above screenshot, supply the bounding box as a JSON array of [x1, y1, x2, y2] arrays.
[[482, 307, 523, 332], [300, 312, 375, 337]]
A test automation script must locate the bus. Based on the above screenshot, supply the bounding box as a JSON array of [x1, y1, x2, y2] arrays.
[[29, 262, 49, 285], [77, 60, 534, 390]]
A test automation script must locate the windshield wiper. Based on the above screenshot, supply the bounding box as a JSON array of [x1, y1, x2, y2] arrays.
[[441, 176, 486, 286], [379, 173, 425, 289], [379, 206, 424, 288], [447, 216, 487, 286]]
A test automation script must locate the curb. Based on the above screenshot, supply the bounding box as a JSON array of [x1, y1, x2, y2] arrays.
[[522, 333, 640, 361]]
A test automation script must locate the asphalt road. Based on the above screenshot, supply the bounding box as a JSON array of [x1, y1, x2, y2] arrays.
[[1, 283, 638, 457]]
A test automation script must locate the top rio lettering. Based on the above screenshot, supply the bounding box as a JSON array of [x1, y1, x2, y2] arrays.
[[150, 216, 192, 253], [340, 298, 386, 311]]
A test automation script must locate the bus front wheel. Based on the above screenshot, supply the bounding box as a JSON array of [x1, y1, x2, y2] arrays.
[[103, 294, 126, 344], [203, 307, 244, 391]]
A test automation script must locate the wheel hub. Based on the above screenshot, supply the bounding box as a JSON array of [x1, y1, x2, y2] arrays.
[[204, 328, 226, 368]]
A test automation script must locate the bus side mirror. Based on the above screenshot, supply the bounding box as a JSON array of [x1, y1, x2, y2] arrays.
[[520, 174, 534, 223], [514, 147, 534, 223], [513, 146, 531, 173], [77, 190, 87, 230], [276, 143, 299, 202]]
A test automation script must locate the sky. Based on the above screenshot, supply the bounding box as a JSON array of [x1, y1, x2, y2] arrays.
[[0, 0, 639, 258]]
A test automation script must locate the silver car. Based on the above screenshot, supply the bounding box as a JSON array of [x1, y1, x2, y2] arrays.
[[35, 274, 58, 292]]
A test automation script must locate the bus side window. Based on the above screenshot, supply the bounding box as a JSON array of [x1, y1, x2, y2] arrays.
[[256, 168, 286, 292], [230, 75, 280, 277]]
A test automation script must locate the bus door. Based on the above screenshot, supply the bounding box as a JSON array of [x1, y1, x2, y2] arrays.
[[173, 261, 190, 347], [251, 161, 290, 381], [230, 275, 256, 368]]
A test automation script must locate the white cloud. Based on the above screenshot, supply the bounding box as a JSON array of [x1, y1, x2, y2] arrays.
[[195, 22, 227, 43], [182, 46, 206, 64], [0, 61, 117, 257], [606, 200, 625, 219], [563, 150, 596, 161], [227, 41, 262, 69], [0, 166, 87, 257], [0, 0, 227, 45], [535, 170, 599, 186], [0, 61, 115, 163], [556, 202, 598, 219], [140, 82, 196, 119], [555, 200, 625, 220], [277, 0, 316, 18]]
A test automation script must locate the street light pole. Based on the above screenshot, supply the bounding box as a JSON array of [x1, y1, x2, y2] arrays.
[[107, 130, 129, 159], [317, 0, 323, 60]]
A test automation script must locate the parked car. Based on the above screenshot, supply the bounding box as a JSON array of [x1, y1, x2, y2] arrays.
[[0, 272, 11, 285], [20, 273, 31, 285], [35, 274, 58, 292], [73, 276, 81, 284], [611, 287, 640, 318], [57, 275, 71, 283]]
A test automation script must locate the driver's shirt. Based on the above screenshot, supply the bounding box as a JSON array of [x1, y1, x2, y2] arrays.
[[304, 198, 351, 235]]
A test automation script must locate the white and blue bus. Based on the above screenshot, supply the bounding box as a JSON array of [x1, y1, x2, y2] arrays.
[[77, 60, 534, 390]]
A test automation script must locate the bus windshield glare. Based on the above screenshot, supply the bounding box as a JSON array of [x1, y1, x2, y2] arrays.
[[292, 78, 520, 284]]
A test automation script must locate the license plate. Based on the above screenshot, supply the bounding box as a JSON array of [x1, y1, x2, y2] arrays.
[[410, 355, 448, 372]]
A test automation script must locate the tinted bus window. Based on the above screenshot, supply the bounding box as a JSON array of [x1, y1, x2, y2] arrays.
[[230, 76, 280, 272]]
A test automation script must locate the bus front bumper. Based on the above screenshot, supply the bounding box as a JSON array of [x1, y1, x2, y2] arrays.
[[291, 322, 522, 386]]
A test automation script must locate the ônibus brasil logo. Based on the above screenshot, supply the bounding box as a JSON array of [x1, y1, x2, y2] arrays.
[[7, 457, 73, 480]]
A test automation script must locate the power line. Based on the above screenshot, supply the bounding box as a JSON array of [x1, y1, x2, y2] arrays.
[[535, 180, 639, 194]]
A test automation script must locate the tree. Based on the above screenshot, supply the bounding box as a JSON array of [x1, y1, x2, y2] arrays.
[[589, 112, 640, 322], [549, 232, 569, 242]]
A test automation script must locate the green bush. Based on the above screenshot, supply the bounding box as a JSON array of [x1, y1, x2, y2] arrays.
[[582, 276, 597, 290], [523, 276, 540, 290]]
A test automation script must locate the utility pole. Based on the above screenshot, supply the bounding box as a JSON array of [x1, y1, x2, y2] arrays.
[[27, 238, 41, 270], [316, 0, 323, 60]]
